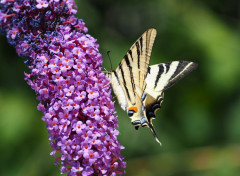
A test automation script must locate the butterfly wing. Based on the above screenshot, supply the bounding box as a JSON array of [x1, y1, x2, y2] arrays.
[[112, 28, 157, 113], [138, 61, 197, 145], [143, 61, 198, 122], [107, 28, 198, 145], [107, 71, 129, 111]]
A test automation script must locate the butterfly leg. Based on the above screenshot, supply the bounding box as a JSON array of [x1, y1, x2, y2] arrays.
[[102, 81, 111, 88]]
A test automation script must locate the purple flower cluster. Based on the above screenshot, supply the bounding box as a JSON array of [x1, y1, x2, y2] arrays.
[[0, 0, 126, 175]]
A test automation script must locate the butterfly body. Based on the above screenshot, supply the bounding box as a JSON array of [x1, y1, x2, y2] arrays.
[[106, 28, 198, 145]]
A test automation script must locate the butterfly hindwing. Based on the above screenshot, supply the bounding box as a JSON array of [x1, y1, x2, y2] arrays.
[[109, 71, 128, 110], [143, 92, 164, 122], [143, 61, 198, 121], [145, 61, 198, 96]]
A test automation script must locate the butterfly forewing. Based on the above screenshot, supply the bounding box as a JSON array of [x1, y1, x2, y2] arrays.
[[115, 28, 157, 107]]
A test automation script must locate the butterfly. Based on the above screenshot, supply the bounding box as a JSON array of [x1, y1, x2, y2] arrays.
[[106, 28, 198, 145]]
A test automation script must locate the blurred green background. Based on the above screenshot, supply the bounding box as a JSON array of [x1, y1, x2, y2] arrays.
[[0, 0, 240, 175]]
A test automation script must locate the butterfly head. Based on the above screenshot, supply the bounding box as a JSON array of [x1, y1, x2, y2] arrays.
[[104, 71, 112, 79]]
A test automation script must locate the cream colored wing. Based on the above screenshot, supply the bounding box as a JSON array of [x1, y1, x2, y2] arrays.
[[106, 71, 128, 111], [143, 61, 198, 122], [114, 28, 157, 108], [138, 61, 197, 145]]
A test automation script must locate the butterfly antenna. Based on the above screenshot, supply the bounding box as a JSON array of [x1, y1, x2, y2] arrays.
[[103, 67, 108, 72], [107, 51, 113, 70]]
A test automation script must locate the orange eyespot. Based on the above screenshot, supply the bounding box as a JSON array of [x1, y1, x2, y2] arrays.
[[128, 106, 138, 113]]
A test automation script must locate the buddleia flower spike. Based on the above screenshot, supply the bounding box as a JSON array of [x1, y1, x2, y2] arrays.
[[0, 0, 126, 175]]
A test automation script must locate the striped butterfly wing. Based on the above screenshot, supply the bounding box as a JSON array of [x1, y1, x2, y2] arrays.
[[143, 61, 198, 122], [114, 28, 157, 110], [107, 28, 198, 145]]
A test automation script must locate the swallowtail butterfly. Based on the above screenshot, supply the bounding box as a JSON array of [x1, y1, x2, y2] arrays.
[[106, 28, 198, 145]]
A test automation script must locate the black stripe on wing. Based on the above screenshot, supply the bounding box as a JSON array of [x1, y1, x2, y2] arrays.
[[135, 41, 141, 69], [128, 50, 133, 61], [165, 62, 170, 72], [133, 37, 143, 87], [165, 61, 198, 90], [113, 71, 120, 83], [154, 64, 164, 89], [139, 36, 143, 53], [145, 93, 164, 122], [119, 64, 131, 101], [124, 54, 136, 96], [147, 66, 151, 74]]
